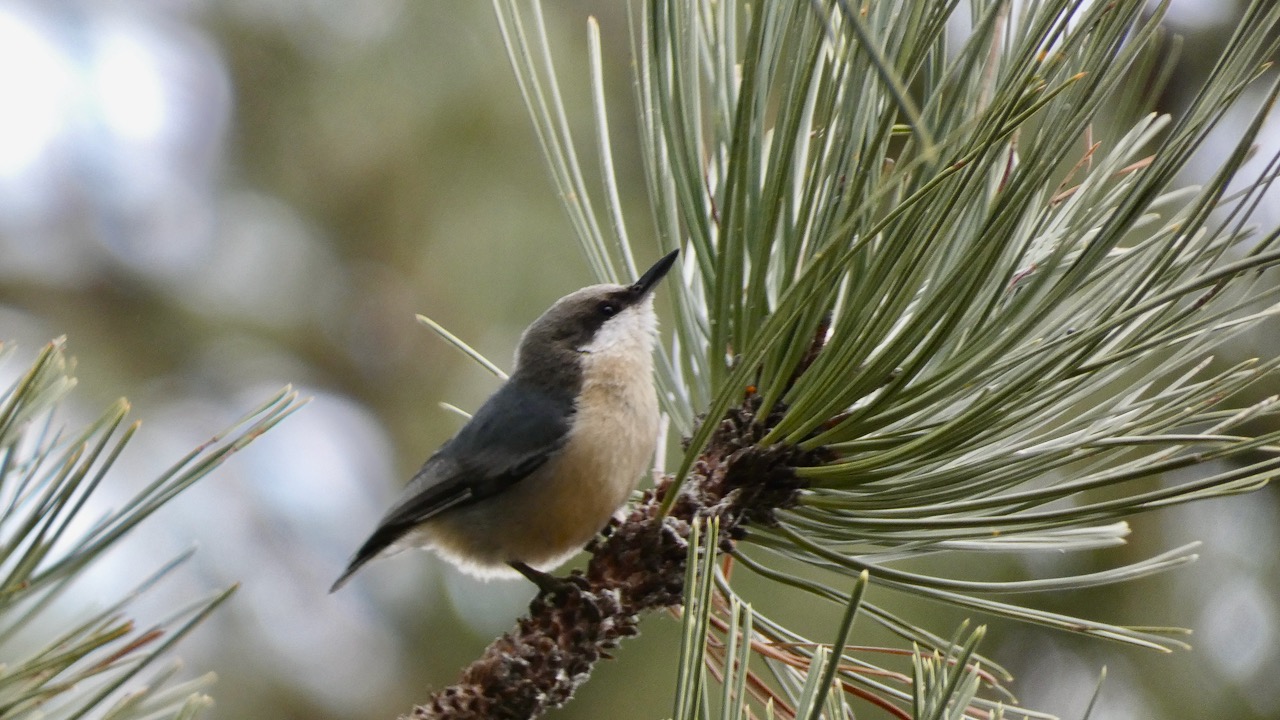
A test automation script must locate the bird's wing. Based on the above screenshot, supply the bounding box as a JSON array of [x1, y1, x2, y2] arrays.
[[330, 380, 574, 591]]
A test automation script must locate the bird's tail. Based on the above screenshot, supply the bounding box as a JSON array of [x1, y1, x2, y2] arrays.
[[328, 523, 409, 592], [328, 559, 367, 593]]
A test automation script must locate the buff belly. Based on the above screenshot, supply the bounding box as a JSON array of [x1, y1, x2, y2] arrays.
[[418, 370, 659, 579]]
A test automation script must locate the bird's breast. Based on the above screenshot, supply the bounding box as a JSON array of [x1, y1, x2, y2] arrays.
[[421, 351, 659, 577], [562, 352, 660, 497]]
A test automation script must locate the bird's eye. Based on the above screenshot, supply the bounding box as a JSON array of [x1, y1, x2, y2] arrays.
[[598, 301, 619, 317]]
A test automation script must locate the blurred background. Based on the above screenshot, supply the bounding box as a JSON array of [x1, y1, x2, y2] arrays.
[[0, 1, 1275, 718]]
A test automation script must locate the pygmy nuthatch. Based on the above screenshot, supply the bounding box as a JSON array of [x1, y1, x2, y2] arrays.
[[331, 249, 678, 592]]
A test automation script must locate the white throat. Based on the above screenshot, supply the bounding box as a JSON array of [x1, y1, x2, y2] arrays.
[[578, 298, 658, 361]]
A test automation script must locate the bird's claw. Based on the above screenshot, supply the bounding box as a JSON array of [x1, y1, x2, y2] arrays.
[[509, 561, 589, 599]]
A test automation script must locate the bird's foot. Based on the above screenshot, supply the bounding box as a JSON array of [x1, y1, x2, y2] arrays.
[[509, 561, 589, 599]]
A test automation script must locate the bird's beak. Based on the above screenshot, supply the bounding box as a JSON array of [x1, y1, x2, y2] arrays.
[[631, 249, 680, 297]]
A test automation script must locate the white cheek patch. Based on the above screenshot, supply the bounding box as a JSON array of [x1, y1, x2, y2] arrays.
[[578, 300, 658, 356]]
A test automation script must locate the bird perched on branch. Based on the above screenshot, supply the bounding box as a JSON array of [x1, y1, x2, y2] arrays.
[[331, 249, 678, 593]]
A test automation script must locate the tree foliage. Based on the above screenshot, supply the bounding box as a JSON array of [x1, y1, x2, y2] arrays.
[[0, 339, 303, 720], [409, 0, 1280, 717]]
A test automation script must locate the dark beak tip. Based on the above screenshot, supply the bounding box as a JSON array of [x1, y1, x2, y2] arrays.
[[633, 248, 680, 294]]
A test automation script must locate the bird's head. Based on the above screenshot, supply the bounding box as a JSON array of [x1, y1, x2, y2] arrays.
[[513, 250, 678, 387]]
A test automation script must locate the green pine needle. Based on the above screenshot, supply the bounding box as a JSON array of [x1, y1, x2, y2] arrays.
[[493, 0, 1280, 716], [0, 339, 306, 720]]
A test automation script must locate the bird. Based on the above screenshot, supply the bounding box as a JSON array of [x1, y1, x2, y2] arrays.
[[330, 249, 679, 593]]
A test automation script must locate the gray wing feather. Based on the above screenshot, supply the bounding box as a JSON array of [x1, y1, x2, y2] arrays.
[[330, 379, 573, 591]]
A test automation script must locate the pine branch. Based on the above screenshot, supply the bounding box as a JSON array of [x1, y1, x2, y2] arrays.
[[407, 382, 832, 718], [405, 0, 1280, 717], [0, 338, 306, 720]]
